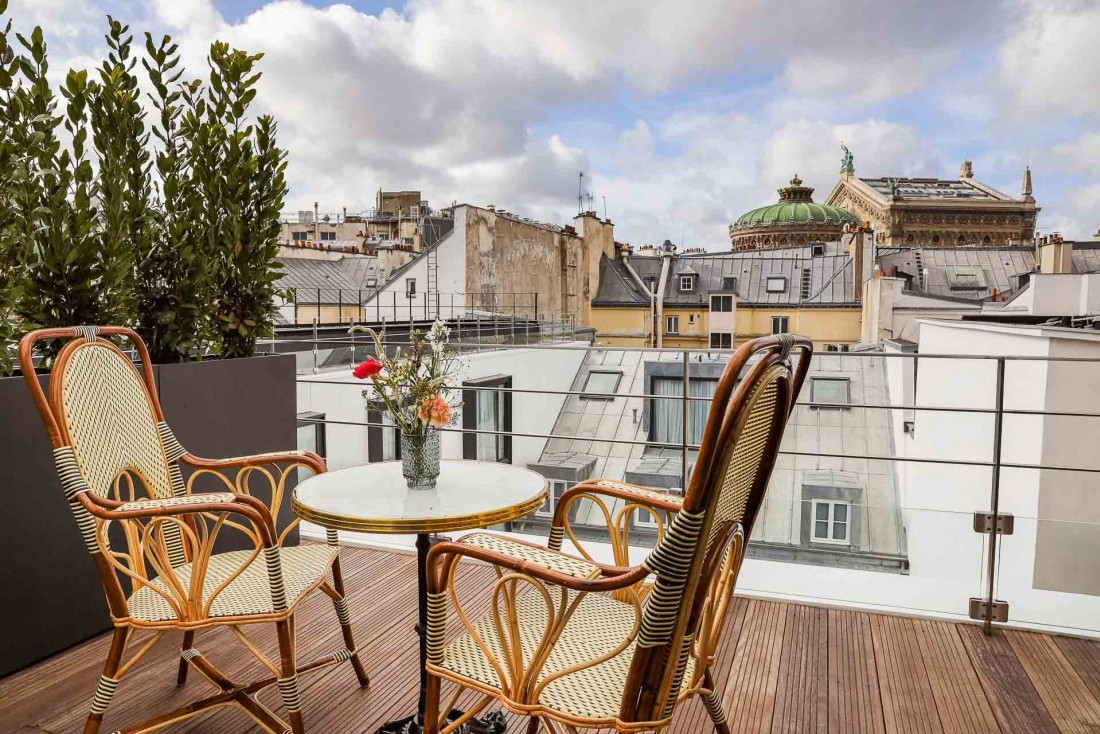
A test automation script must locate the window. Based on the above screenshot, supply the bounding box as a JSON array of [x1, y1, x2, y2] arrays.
[[367, 410, 401, 462], [366, 278, 377, 288], [945, 265, 987, 290], [463, 376, 512, 463], [536, 480, 569, 518], [296, 412, 326, 481], [811, 500, 850, 545], [666, 315, 679, 334], [771, 316, 789, 334], [296, 412, 326, 457], [680, 275, 694, 291], [291, 230, 308, 241], [320, 231, 336, 241], [811, 377, 851, 408], [688, 314, 695, 324], [709, 332, 732, 349], [811, 243, 825, 257], [765, 276, 787, 293], [721, 276, 737, 291], [405, 278, 416, 298], [710, 295, 733, 312], [581, 370, 622, 400], [650, 377, 718, 447]]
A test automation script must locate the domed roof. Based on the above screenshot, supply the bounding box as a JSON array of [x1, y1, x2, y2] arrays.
[[733, 175, 859, 228]]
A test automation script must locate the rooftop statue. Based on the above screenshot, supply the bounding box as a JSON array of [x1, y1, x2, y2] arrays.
[[840, 141, 854, 173]]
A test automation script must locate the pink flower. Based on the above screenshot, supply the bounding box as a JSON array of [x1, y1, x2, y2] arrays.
[[418, 395, 451, 427], [353, 358, 383, 379]]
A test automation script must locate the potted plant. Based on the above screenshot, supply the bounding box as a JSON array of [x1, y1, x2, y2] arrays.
[[350, 320, 463, 488], [0, 8, 296, 675]]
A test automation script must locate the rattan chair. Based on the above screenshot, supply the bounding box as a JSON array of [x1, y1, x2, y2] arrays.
[[421, 334, 811, 734], [19, 326, 369, 734]]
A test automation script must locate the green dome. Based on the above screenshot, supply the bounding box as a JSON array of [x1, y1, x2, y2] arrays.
[[733, 175, 859, 228]]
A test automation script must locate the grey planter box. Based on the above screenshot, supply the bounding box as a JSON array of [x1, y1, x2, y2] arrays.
[[0, 352, 299, 677]]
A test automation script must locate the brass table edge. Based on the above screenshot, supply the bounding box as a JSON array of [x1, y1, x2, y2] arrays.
[[292, 482, 549, 535]]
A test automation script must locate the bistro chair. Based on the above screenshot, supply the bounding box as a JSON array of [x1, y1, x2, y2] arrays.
[[19, 326, 370, 734], [421, 334, 811, 734]]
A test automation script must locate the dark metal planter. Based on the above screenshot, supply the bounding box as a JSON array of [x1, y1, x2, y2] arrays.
[[0, 352, 299, 677]]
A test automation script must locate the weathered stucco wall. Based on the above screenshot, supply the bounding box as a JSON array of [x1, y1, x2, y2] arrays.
[[462, 206, 613, 324]]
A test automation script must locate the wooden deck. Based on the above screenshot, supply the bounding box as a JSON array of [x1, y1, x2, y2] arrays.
[[4, 545, 1100, 733]]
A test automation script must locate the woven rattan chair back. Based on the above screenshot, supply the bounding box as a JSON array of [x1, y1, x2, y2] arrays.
[[621, 334, 812, 723], [54, 333, 176, 501], [19, 327, 191, 608]]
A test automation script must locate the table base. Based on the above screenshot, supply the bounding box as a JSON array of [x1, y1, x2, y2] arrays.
[[374, 709, 507, 734]]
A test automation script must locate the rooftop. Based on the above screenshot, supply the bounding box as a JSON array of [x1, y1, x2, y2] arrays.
[[4, 544, 1098, 733]]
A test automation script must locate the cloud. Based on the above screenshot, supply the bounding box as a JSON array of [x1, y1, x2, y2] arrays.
[[8, 0, 1100, 246], [1000, 0, 1100, 119]]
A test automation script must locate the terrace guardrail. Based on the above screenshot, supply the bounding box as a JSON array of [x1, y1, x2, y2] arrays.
[[275, 336, 1100, 639]]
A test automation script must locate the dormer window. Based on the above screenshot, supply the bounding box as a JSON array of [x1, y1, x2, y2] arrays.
[[680, 275, 694, 291], [765, 276, 787, 293]]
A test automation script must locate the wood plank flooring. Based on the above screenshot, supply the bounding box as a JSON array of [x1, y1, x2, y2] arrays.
[[2, 546, 1100, 733]]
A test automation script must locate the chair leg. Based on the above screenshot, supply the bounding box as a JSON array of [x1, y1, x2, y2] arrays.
[[84, 627, 128, 734], [422, 673, 442, 734], [330, 555, 369, 687], [526, 715, 541, 734], [701, 669, 730, 734], [177, 630, 195, 685], [275, 618, 306, 734]]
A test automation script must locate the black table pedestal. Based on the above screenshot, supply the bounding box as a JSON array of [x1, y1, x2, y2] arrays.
[[374, 534, 506, 734]]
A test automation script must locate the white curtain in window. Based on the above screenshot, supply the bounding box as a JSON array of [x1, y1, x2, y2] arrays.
[[476, 390, 500, 461], [652, 378, 716, 446], [382, 413, 396, 460]]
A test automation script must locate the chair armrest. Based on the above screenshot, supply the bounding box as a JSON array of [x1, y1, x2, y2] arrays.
[[557, 479, 682, 519], [182, 449, 327, 475], [427, 532, 649, 595], [79, 490, 278, 544]]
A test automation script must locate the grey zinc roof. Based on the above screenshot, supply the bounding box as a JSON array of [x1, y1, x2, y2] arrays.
[[594, 242, 857, 308], [1072, 243, 1100, 273], [877, 247, 1034, 301], [276, 255, 379, 304], [527, 347, 905, 561]]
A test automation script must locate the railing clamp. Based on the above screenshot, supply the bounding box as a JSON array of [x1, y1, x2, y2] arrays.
[[973, 511, 1014, 535], [969, 598, 1009, 623]]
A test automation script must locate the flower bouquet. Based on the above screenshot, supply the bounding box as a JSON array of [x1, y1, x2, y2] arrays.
[[350, 320, 462, 489]]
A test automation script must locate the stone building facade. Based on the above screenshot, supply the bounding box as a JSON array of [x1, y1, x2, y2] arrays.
[[824, 151, 1040, 247]]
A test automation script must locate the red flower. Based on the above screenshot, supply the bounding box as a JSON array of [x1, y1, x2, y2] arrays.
[[353, 358, 383, 379]]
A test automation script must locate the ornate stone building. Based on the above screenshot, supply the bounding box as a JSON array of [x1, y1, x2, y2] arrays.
[[728, 175, 860, 250], [824, 147, 1039, 246]]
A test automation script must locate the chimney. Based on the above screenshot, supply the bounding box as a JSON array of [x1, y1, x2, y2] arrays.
[[1038, 234, 1072, 274], [960, 161, 974, 178], [1021, 166, 1034, 202]]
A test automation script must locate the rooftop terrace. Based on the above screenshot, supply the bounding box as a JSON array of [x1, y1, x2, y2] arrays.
[[5, 545, 1099, 734]]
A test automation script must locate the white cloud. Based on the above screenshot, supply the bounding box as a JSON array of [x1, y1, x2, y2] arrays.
[[8, 0, 1100, 244], [1000, 0, 1100, 119]]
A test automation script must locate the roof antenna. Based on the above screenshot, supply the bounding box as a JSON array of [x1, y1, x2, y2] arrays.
[[602, 195, 607, 220], [577, 172, 584, 214]]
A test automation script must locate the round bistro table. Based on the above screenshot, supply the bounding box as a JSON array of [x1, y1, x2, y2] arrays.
[[293, 460, 548, 734]]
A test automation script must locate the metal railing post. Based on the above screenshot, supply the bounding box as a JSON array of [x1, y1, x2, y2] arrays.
[[317, 288, 321, 324], [982, 357, 1007, 635], [312, 318, 319, 374], [682, 350, 690, 490], [338, 289, 343, 323]]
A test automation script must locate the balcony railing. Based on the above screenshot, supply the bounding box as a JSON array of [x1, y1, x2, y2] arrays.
[[277, 336, 1100, 640]]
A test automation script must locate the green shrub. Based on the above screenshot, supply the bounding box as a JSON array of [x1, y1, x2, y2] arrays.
[[0, 6, 288, 370]]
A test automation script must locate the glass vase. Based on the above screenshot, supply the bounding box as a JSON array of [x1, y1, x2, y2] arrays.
[[401, 429, 440, 489]]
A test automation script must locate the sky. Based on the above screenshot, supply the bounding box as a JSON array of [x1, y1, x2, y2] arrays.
[[10, 0, 1100, 249]]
